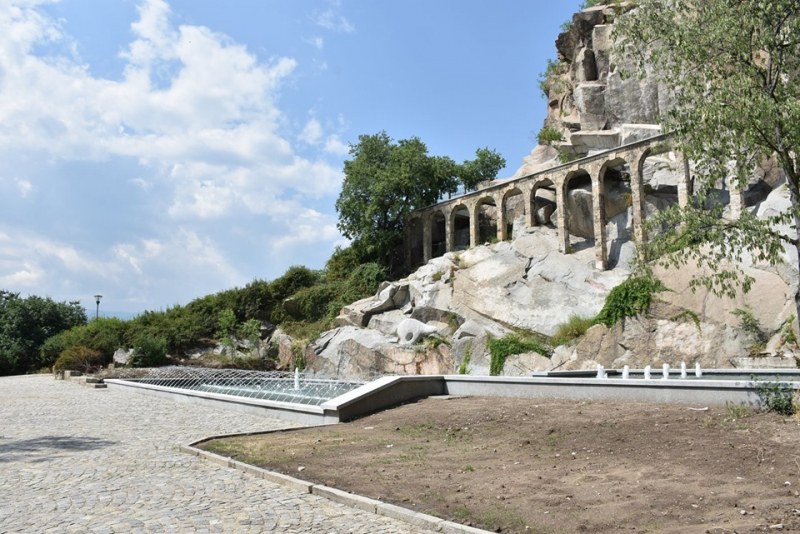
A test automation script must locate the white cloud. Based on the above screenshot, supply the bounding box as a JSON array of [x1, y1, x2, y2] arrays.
[[305, 36, 324, 50], [299, 117, 324, 145], [0, 0, 349, 311], [311, 9, 355, 34], [272, 209, 341, 250], [324, 135, 349, 156], [15, 179, 33, 197]]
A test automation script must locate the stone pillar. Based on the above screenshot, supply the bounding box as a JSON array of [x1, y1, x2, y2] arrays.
[[592, 165, 607, 271], [469, 201, 479, 249], [497, 192, 508, 242], [556, 178, 570, 254], [525, 185, 536, 228], [630, 151, 648, 253], [422, 214, 432, 264], [444, 207, 453, 253]]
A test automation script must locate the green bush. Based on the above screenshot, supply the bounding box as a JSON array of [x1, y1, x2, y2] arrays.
[[488, 334, 550, 376], [594, 275, 667, 327], [551, 314, 594, 346], [537, 126, 564, 145], [128, 336, 168, 368], [53, 346, 105, 373], [286, 283, 340, 322], [754, 378, 796, 416]]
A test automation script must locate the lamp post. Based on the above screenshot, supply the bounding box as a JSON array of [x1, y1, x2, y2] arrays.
[[94, 294, 102, 319]]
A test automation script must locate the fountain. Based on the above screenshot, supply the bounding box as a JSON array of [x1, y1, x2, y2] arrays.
[[644, 365, 651, 380], [662, 363, 670, 380]]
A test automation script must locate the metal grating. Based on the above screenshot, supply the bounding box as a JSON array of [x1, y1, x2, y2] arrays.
[[128, 366, 364, 406]]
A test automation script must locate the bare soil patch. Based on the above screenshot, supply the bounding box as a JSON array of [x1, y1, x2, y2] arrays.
[[199, 397, 800, 533]]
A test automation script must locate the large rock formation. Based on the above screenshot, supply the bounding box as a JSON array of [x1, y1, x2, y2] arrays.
[[300, 2, 799, 380]]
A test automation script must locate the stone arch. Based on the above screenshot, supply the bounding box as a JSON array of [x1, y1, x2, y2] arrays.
[[500, 187, 525, 241], [431, 209, 447, 259], [597, 156, 631, 270], [474, 195, 499, 245], [558, 168, 594, 255], [636, 145, 685, 240], [529, 178, 557, 228], [450, 203, 471, 250]]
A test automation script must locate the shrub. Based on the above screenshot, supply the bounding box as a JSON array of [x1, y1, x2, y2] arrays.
[[551, 314, 594, 346], [537, 126, 564, 145], [537, 58, 565, 98], [732, 308, 768, 353], [754, 378, 796, 416], [53, 346, 104, 374], [594, 275, 667, 327], [128, 336, 168, 368], [488, 334, 550, 376]]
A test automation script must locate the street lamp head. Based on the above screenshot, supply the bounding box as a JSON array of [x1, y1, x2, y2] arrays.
[[94, 294, 102, 304]]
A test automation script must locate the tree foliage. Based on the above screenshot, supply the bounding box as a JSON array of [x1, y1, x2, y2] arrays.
[[459, 147, 506, 193], [336, 132, 461, 272], [0, 291, 86, 375], [614, 0, 800, 315], [336, 132, 504, 273]]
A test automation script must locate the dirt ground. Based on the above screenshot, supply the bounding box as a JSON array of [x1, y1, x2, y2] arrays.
[[199, 397, 800, 533]]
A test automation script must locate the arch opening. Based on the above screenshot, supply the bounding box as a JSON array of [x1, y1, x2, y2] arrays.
[[502, 188, 524, 240], [431, 211, 447, 258], [531, 179, 556, 228], [451, 205, 471, 250], [477, 197, 498, 244], [563, 170, 594, 253]]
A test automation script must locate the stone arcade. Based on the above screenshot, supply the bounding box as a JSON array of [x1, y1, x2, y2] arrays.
[[405, 133, 745, 272]]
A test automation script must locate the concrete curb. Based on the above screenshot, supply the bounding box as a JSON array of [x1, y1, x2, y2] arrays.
[[179, 444, 492, 534]]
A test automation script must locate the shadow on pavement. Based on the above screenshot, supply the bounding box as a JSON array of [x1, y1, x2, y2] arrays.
[[0, 435, 117, 462]]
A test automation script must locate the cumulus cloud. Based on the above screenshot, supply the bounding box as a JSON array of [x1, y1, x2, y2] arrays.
[[0, 0, 348, 311], [299, 118, 324, 145]]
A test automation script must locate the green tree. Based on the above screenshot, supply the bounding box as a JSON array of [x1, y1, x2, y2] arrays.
[[335, 131, 463, 273], [0, 291, 86, 375], [459, 147, 507, 193], [614, 1, 800, 319]]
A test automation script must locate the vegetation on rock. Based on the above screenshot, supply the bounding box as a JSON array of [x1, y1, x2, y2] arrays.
[[615, 0, 800, 322]]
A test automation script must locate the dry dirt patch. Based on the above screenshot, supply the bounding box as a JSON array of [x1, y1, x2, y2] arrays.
[[199, 397, 800, 533]]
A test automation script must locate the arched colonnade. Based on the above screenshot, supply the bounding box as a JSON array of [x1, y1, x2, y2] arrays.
[[405, 135, 713, 271]]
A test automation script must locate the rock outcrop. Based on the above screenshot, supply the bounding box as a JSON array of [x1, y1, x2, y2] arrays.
[[300, 2, 799, 380]]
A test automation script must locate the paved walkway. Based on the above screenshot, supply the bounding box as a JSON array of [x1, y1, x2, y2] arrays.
[[0, 375, 432, 533]]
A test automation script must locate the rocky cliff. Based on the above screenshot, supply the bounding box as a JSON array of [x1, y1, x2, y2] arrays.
[[296, 2, 799, 380]]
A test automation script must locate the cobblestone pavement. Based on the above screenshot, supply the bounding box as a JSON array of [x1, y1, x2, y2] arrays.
[[0, 375, 433, 533]]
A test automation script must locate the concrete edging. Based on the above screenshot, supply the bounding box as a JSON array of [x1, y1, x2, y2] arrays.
[[180, 443, 491, 534]]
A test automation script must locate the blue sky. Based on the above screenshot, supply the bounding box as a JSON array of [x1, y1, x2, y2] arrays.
[[0, 0, 585, 315]]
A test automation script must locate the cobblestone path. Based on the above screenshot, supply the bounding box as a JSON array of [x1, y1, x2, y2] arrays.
[[0, 375, 431, 533]]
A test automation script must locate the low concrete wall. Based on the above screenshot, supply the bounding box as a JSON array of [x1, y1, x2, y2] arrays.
[[442, 375, 771, 407], [108, 371, 800, 424], [324, 375, 447, 422]]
